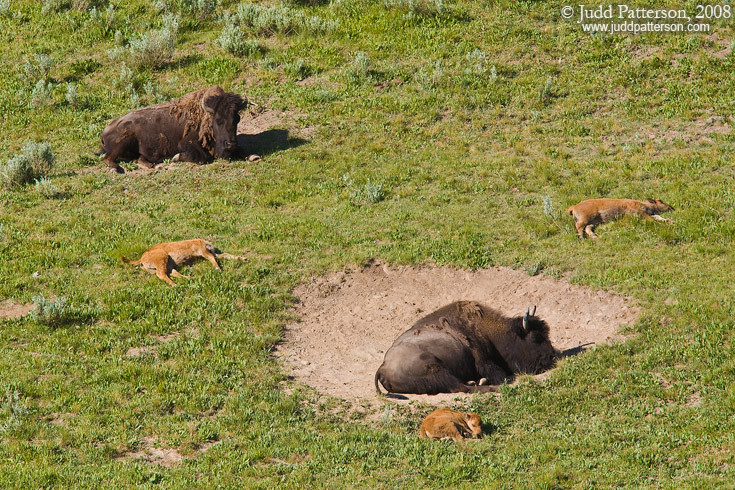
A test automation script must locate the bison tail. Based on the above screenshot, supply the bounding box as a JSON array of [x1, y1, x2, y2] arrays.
[[375, 371, 385, 396], [567, 205, 574, 216], [120, 256, 141, 266]]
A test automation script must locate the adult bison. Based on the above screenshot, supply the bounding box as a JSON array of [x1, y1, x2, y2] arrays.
[[375, 301, 558, 395], [101, 86, 247, 173]]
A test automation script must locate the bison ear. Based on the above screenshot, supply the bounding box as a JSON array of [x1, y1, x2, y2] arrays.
[[646, 198, 655, 203], [201, 95, 218, 114]]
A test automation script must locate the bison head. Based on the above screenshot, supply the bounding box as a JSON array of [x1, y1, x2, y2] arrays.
[[201, 87, 248, 159], [507, 307, 558, 375], [646, 198, 674, 212]]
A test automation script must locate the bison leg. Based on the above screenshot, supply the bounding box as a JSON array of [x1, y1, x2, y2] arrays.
[[103, 154, 125, 174], [137, 156, 155, 169], [200, 249, 221, 270], [174, 143, 211, 164], [584, 224, 597, 239], [154, 267, 176, 286], [170, 269, 190, 280], [575, 221, 586, 238], [651, 214, 673, 224]]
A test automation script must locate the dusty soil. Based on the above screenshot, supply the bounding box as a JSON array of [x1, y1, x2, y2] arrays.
[[277, 260, 640, 406], [0, 300, 33, 319]]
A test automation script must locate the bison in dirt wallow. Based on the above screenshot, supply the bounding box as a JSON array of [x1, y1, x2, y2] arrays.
[[101, 85, 247, 173], [375, 301, 558, 395]]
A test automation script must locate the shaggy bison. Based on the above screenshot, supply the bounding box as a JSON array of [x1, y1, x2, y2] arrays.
[[101, 86, 247, 173], [375, 301, 558, 395]]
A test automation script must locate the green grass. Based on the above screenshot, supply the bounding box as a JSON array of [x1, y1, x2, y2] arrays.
[[1, 0, 735, 487]]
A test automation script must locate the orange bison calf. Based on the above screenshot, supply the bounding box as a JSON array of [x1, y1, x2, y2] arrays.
[[419, 408, 483, 441], [121, 239, 246, 286], [567, 198, 674, 239]]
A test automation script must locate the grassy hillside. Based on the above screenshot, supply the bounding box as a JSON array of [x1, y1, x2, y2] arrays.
[[1, 0, 735, 487]]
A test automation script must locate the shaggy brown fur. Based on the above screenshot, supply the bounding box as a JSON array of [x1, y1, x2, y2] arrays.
[[567, 198, 674, 238], [101, 86, 247, 173], [419, 408, 483, 441], [120, 239, 246, 286]]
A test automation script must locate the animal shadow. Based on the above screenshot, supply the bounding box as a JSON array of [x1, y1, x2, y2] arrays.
[[237, 129, 307, 158], [558, 343, 594, 359]]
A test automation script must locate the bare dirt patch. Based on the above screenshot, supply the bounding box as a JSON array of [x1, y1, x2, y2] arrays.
[[122, 436, 184, 467], [0, 300, 33, 319], [277, 261, 640, 406]]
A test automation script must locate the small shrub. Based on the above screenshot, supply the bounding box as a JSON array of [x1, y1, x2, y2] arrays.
[[31, 79, 54, 107], [363, 180, 386, 203], [415, 60, 444, 90], [543, 196, 554, 218], [180, 0, 219, 19], [233, 3, 336, 36], [303, 15, 338, 32], [284, 58, 310, 80], [65, 83, 78, 107], [216, 17, 262, 56], [346, 52, 370, 84], [124, 14, 179, 69], [343, 173, 387, 205], [539, 75, 553, 104], [30, 295, 71, 328], [87, 4, 117, 37], [525, 261, 543, 277], [41, 0, 71, 14], [0, 387, 29, 434], [114, 30, 125, 46], [31, 295, 74, 328], [34, 176, 60, 198], [0, 141, 55, 188], [542, 195, 567, 233], [385, 0, 444, 18], [113, 64, 135, 90], [20, 54, 54, 85], [464, 48, 487, 76], [304, 88, 338, 104], [489, 65, 498, 83], [129, 90, 141, 108]]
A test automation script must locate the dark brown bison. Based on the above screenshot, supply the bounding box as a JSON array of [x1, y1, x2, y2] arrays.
[[101, 86, 247, 173], [375, 301, 558, 395]]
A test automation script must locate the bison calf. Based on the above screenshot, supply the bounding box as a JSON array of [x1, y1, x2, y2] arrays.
[[419, 408, 483, 441], [120, 238, 246, 286], [101, 86, 247, 173], [567, 198, 674, 239], [375, 301, 558, 396]]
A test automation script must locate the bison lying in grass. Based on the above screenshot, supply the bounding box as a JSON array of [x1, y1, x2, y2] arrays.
[[101, 85, 247, 173], [375, 301, 558, 395]]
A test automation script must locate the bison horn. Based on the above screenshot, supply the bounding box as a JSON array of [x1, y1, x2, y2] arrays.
[[523, 306, 537, 330]]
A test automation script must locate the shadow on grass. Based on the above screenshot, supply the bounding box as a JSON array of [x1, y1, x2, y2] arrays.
[[559, 342, 595, 359], [237, 129, 307, 157]]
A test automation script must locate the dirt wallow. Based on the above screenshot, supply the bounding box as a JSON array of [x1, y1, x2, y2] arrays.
[[277, 260, 640, 406]]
